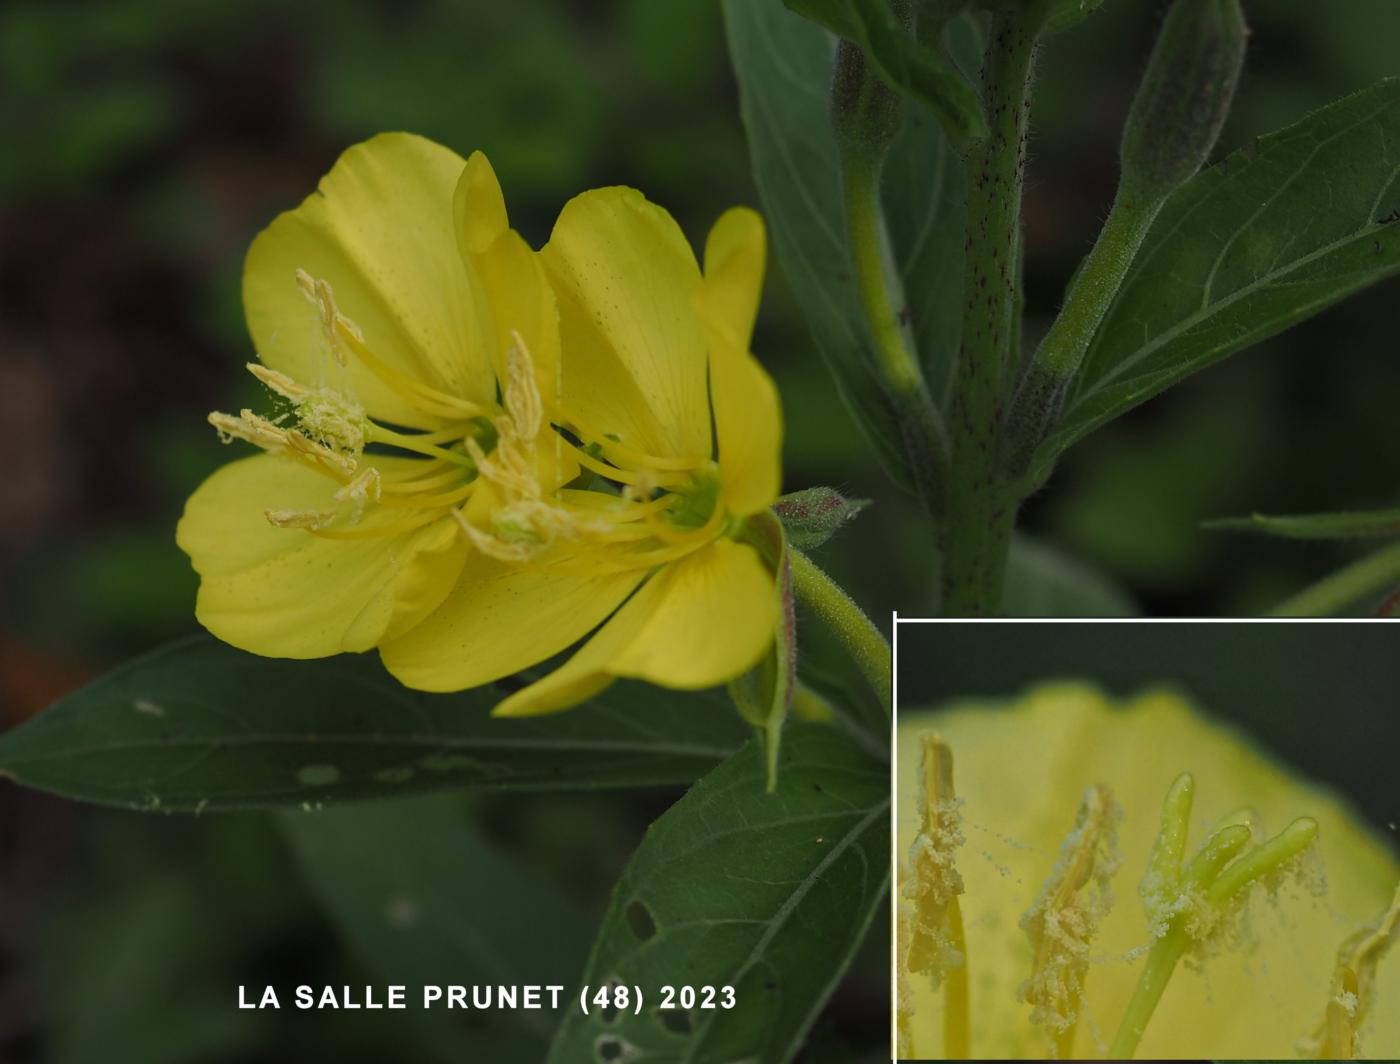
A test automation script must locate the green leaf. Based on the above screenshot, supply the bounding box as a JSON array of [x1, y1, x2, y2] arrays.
[[282, 795, 593, 1062], [546, 725, 890, 1064], [782, 0, 986, 143], [723, 0, 966, 487], [1035, 78, 1400, 478], [0, 636, 748, 812], [1000, 534, 1139, 616], [1044, 0, 1110, 35], [1204, 508, 1400, 540]]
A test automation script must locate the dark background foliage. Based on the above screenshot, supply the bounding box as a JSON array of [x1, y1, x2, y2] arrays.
[[1, 1, 1398, 1060]]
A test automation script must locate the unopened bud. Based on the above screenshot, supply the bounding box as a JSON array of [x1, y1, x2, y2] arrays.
[[1120, 0, 1247, 202], [773, 487, 871, 550], [831, 38, 906, 166]]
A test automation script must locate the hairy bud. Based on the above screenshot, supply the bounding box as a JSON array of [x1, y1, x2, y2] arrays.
[[1120, 0, 1247, 201]]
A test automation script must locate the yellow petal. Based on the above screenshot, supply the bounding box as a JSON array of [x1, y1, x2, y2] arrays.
[[453, 153, 563, 408], [496, 538, 777, 717], [542, 187, 710, 461], [699, 209, 782, 516], [454, 149, 510, 256], [896, 685, 1400, 1060], [243, 133, 496, 428], [700, 206, 765, 348], [176, 454, 468, 658], [377, 549, 647, 693]]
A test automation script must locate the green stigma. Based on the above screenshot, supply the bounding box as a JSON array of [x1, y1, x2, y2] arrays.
[[1109, 771, 1322, 1059]]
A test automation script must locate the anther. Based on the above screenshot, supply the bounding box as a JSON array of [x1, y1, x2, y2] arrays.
[[902, 733, 970, 1059], [1020, 785, 1121, 1058], [265, 508, 337, 530], [1303, 881, 1400, 1059]]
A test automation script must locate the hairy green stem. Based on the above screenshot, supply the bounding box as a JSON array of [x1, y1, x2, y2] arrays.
[[1002, 187, 1164, 475], [843, 155, 950, 514], [939, 9, 1042, 615], [1271, 540, 1400, 616], [788, 547, 891, 710]]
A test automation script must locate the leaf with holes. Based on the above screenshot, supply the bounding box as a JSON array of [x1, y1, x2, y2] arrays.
[[723, 0, 966, 487], [547, 724, 890, 1064], [0, 636, 749, 812], [1033, 78, 1400, 480], [282, 795, 592, 1062]]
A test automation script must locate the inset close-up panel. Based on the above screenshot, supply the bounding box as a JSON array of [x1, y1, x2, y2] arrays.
[[895, 620, 1400, 1061]]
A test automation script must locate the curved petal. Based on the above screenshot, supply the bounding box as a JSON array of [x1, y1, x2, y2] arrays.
[[542, 187, 710, 461], [244, 133, 496, 428], [700, 207, 765, 347], [897, 686, 1400, 1060], [699, 208, 783, 516], [455, 154, 564, 413], [176, 453, 468, 658], [378, 550, 647, 693], [495, 538, 777, 717]]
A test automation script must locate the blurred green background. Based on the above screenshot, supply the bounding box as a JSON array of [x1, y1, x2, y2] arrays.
[[897, 621, 1400, 837], [1, 0, 1398, 1060]]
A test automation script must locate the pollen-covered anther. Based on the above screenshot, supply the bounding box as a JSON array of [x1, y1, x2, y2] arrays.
[[287, 384, 367, 457], [282, 426, 358, 476], [1302, 880, 1400, 1059], [295, 268, 363, 366], [265, 507, 337, 530], [333, 466, 382, 523], [208, 409, 289, 451], [246, 362, 310, 402], [901, 732, 971, 1061], [1020, 785, 1122, 1058], [903, 733, 967, 978]]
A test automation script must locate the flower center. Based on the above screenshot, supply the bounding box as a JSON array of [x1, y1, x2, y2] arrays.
[[208, 271, 730, 568]]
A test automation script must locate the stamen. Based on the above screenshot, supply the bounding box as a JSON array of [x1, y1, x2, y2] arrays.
[[566, 442, 690, 488], [901, 733, 970, 1060], [1020, 786, 1121, 1059], [209, 409, 357, 478], [558, 410, 703, 472], [247, 363, 309, 401], [333, 466, 381, 523], [265, 508, 337, 530], [1303, 882, 1400, 1059], [294, 268, 487, 420], [365, 424, 475, 467]]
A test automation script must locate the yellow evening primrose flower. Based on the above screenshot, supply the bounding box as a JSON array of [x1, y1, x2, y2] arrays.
[[896, 684, 1400, 1060], [176, 132, 783, 715]]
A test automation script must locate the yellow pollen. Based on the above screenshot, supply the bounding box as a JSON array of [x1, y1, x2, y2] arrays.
[[902, 732, 970, 1060], [1020, 785, 1122, 1059]]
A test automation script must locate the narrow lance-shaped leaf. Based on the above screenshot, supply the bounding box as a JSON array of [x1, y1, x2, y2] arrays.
[[723, 0, 966, 488], [1204, 508, 1400, 540], [1033, 78, 1400, 480], [546, 725, 890, 1064], [0, 636, 749, 812]]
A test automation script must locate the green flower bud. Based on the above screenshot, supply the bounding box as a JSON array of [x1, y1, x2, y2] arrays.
[[1120, 0, 1248, 202], [773, 487, 872, 549], [831, 36, 906, 165]]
